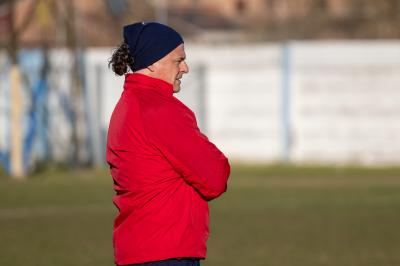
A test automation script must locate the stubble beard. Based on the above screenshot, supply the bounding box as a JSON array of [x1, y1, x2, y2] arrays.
[[173, 81, 181, 93]]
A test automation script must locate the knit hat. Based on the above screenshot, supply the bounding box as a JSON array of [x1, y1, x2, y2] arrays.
[[123, 22, 184, 71]]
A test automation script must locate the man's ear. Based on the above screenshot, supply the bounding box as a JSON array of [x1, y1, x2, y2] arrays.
[[147, 64, 156, 72]]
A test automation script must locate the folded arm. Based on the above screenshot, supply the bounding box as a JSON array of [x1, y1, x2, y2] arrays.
[[144, 102, 230, 201]]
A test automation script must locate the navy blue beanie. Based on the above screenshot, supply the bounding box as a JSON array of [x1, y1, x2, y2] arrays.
[[123, 22, 184, 71]]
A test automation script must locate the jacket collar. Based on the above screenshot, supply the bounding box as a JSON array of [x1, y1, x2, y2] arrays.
[[123, 73, 173, 97]]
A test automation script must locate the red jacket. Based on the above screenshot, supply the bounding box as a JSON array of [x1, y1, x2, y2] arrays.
[[106, 73, 230, 265]]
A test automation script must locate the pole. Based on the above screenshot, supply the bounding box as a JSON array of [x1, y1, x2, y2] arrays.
[[8, 0, 25, 178], [10, 64, 24, 178], [281, 42, 291, 163]]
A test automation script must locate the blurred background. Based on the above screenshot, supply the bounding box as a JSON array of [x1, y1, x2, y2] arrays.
[[0, 1, 400, 266]]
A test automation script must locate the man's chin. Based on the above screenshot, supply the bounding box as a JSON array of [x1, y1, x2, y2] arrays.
[[173, 82, 181, 93], [173, 86, 181, 93]]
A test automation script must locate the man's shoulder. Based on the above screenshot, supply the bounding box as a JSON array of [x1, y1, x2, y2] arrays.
[[141, 96, 180, 122], [141, 96, 196, 128]]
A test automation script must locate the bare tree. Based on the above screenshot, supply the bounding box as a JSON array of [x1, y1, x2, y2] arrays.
[[3, 0, 39, 179], [60, 0, 88, 167]]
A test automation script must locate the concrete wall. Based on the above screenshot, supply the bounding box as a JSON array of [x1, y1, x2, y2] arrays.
[[73, 41, 400, 165], [290, 41, 400, 164], [1, 41, 400, 167]]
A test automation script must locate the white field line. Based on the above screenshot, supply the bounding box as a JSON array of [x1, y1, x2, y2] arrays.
[[229, 176, 400, 188], [0, 204, 115, 219]]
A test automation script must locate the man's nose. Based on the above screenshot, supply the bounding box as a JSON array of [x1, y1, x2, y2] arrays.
[[181, 61, 189, 74]]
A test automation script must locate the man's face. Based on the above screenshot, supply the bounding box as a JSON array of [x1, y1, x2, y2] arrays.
[[151, 44, 189, 93]]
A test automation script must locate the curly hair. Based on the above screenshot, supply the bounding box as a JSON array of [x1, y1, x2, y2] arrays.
[[108, 42, 134, 76]]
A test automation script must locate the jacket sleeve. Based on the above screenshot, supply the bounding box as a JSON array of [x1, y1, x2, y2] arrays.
[[143, 101, 230, 201]]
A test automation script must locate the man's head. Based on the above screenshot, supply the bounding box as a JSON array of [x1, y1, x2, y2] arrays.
[[122, 22, 189, 93], [145, 43, 188, 93]]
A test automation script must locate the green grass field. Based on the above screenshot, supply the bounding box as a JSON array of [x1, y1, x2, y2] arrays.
[[1, 164, 400, 266]]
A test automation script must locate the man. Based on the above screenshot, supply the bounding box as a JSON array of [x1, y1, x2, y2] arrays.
[[106, 22, 231, 266]]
